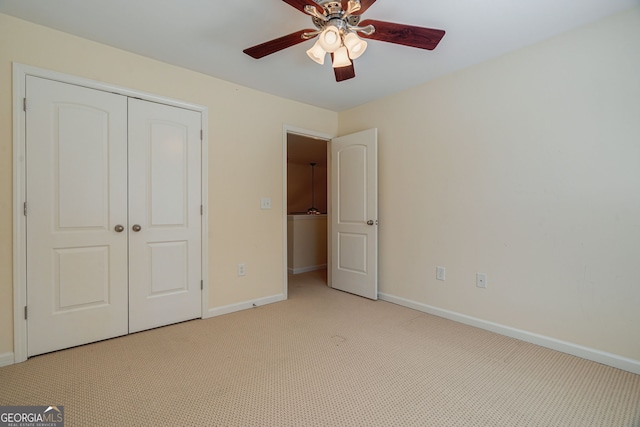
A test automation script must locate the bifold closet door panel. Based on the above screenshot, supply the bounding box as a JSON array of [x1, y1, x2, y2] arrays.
[[127, 98, 203, 333], [25, 76, 129, 357]]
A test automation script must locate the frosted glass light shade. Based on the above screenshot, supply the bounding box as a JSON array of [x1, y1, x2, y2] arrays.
[[306, 40, 326, 65], [332, 46, 352, 68], [318, 26, 341, 53], [343, 32, 367, 59]]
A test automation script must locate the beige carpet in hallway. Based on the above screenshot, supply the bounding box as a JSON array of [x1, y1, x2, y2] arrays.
[[1, 270, 639, 426]]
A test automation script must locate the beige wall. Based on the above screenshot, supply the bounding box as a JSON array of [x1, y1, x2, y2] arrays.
[[0, 13, 338, 356], [339, 8, 640, 360]]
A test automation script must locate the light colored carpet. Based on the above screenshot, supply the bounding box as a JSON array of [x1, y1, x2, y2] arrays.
[[1, 270, 639, 426]]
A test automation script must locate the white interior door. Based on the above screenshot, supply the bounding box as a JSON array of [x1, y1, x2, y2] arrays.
[[127, 98, 202, 333], [331, 128, 378, 300], [26, 76, 129, 356], [25, 78, 203, 355]]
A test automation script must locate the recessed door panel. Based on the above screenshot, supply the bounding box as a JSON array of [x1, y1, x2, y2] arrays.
[[56, 246, 110, 310], [337, 232, 368, 274], [338, 146, 367, 224], [57, 104, 109, 229], [149, 241, 188, 296], [150, 122, 187, 227]]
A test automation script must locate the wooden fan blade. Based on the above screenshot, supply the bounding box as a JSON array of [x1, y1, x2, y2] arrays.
[[334, 65, 356, 82], [359, 19, 445, 50], [243, 30, 316, 59], [330, 54, 356, 82], [282, 0, 323, 14]]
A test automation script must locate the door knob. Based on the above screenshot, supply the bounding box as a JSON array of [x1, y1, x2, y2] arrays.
[[114, 224, 124, 233], [132, 224, 142, 232], [367, 220, 374, 226]]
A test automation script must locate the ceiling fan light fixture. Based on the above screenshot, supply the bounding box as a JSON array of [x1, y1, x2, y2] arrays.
[[343, 32, 367, 59], [306, 40, 326, 65], [243, 0, 447, 83], [332, 46, 352, 68], [318, 25, 341, 53]]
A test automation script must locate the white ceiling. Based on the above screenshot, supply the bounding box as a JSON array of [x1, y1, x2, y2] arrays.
[[1, 0, 637, 111]]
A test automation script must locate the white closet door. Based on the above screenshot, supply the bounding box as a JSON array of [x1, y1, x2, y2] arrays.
[[127, 98, 202, 333], [26, 76, 129, 356]]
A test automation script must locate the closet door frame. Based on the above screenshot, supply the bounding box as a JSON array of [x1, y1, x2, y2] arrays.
[[12, 63, 209, 364]]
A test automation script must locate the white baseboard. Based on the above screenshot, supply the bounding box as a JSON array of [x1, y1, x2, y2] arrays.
[[205, 293, 286, 318], [288, 264, 327, 275], [0, 352, 14, 367], [379, 292, 640, 375]]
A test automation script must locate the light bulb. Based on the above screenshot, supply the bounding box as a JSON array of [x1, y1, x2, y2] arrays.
[[306, 40, 326, 65], [332, 46, 352, 68], [318, 26, 341, 53], [343, 32, 367, 59]]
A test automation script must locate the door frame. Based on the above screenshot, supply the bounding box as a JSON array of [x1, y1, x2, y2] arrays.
[[282, 125, 334, 298], [12, 63, 209, 363]]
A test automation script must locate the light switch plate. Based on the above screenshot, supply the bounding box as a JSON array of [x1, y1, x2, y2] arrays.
[[260, 197, 271, 209], [238, 263, 246, 277], [476, 273, 487, 289]]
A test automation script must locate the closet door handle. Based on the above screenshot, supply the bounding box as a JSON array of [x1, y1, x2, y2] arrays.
[[114, 224, 124, 233], [132, 224, 142, 232]]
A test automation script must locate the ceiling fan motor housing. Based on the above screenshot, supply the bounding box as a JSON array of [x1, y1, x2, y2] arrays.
[[311, 1, 361, 30]]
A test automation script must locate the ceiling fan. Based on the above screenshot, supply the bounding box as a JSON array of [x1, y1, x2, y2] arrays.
[[243, 0, 446, 82]]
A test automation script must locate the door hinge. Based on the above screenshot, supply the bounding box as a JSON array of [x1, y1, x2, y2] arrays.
[[200, 280, 203, 290], [24, 306, 28, 320], [23, 202, 27, 216], [200, 130, 203, 141], [23, 98, 27, 112], [200, 205, 203, 216]]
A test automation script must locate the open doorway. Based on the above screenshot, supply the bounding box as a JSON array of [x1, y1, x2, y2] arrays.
[[282, 126, 379, 300], [285, 130, 330, 286]]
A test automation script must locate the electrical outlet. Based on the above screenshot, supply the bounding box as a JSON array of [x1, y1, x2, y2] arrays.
[[476, 272, 487, 289], [436, 266, 446, 281], [237, 263, 247, 277]]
